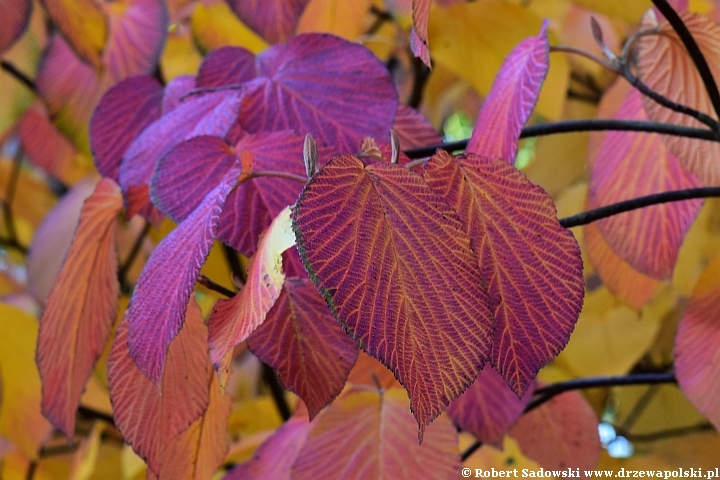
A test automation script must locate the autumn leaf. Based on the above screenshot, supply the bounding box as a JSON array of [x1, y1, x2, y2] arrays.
[[190, 2, 267, 54], [0, 0, 32, 54], [296, 0, 374, 40], [392, 105, 442, 149], [224, 0, 309, 44], [410, 0, 431, 67], [423, 150, 584, 396], [195, 46, 256, 88], [293, 155, 493, 438], [37, 178, 122, 439]]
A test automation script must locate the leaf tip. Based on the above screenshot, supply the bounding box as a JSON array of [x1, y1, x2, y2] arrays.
[[303, 134, 319, 178]]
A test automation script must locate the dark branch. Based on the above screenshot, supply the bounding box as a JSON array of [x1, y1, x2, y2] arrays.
[[77, 406, 115, 426], [651, 0, 720, 125], [261, 363, 292, 421], [616, 422, 714, 442], [1, 60, 38, 94], [197, 274, 236, 298], [559, 187, 720, 228], [117, 221, 151, 287], [403, 119, 719, 159], [408, 56, 431, 109]]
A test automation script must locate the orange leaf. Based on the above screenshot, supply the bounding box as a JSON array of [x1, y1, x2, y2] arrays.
[[37, 178, 122, 439]]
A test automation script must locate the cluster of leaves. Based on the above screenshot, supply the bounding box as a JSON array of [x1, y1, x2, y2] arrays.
[[2, 0, 720, 478]]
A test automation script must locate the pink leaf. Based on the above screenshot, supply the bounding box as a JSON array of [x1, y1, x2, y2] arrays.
[[675, 256, 720, 430], [108, 300, 212, 473], [89, 75, 164, 181], [37, 179, 122, 439], [410, 0, 431, 67], [162, 75, 195, 114], [446, 366, 534, 448], [589, 88, 701, 279], [392, 104, 442, 149], [292, 387, 460, 478], [247, 277, 359, 418], [509, 390, 601, 471], [224, 0, 310, 44], [423, 151, 583, 396], [467, 21, 549, 163], [126, 163, 239, 384], [208, 207, 296, 367], [239, 34, 398, 153], [0, 0, 31, 54], [18, 105, 79, 183], [196, 46, 256, 88], [117, 90, 241, 220], [292, 155, 493, 439]]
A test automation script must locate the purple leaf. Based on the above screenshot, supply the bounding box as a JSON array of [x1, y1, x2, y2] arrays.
[[126, 162, 240, 384], [162, 75, 195, 114], [392, 105, 441, 149], [224, 0, 310, 44], [0, 0, 32, 54], [467, 21, 549, 163], [196, 46, 256, 88]]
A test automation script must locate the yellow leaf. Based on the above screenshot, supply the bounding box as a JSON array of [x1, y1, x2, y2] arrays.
[[0, 303, 52, 458], [191, 2, 267, 55], [428, 0, 569, 121], [160, 30, 202, 82], [297, 0, 373, 40], [462, 434, 548, 474], [69, 422, 104, 480], [227, 396, 283, 438], [569, 0, 649, 24]]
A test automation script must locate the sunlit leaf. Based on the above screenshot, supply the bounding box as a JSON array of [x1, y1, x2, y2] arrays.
[[509, 390, 601, 470], [637, 10, 720, 186], [224, 0, 309, 44], [296, 0, 373, 40], [238, 33, 398, 153], [292, 387, 459, 478], [0, 303, 53, 458], [39, 0, 108, 70], [248, 277, 359, 418], [590, 87, 702, 279], [126, 163, 239, 384], [423, 151, 583, 396], [89, 75, 163, 181], [208, 207, 296, 367], [0, 0, 32, 54], [190, 2, 267, 55], [293, 155, 493, 437], [410, 0, 431, 67], [347, 351, 401, 389], [446, 366, 534, 448], [108, 300, 211, 474], [37, 178, 122, 439], [467, 21, 549, 164], [675, 254, 720, 429]]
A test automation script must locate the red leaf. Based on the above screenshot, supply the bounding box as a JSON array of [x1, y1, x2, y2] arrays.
[[293, 155, 493, 438], [247, 277, 359, 419], [423, 151, 583, 396], [239, 34, 398, 153], [108, 300, 212, 473], [224, 414, 312, 480], [467, 21, 549, 163], [446, 366, 534, 448], [509, 391, 601, 471], [0, 0, 31, 54], [392, 104, 442, 149], [18, 105, 79, 183], [675, 255, 720, 430], [36, 178, 122, 439], [156, 371, 231, 479], [637, 11, 720, 186], [196, 46, 256, 88], [208, 207, 296, 367], [127, 163, 239, 384], [292, 387, 460, 478], [410, 0, 431, 67], [589, 88, 701, 279], [89, 75, 164, 181], [117, 90, 241, 220], [224, 0, 309, 44]]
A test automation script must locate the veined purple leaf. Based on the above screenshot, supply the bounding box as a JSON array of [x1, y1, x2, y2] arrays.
[[410, 0, 431, 67], [118, 90, 241, 220], [292, 155, 493, 438], [196, 46, 256, 88], [239, 33, 398, 154], [589, 88, 701, 279], [161, 75, 195, 114], [247, 277, 359, 419], [127, 162, 240, 384], [423, 151, 583, 396], [0, 0, 32, 54], [90, 75, 164, 181], [467, 21, 549, 163], [224, 0, 310, 44], [392, 105, 442, 149], [208, 207, 296, 367], [446, 366, 534, 448]]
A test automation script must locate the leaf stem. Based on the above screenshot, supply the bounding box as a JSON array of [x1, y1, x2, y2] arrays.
[[651, 0, 720, 126], [559, 187, 720, 228], [248, 170, 309, 185], [1, 60, 38, 94]]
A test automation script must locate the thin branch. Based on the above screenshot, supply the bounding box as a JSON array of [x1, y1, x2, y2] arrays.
[[1, 60, 38, 94], [403, 119, 719, 159], [367, 6, 392, 35], [77, 406, 115, 426], [461, 441, 483, 461], [248, 170, 308, 185], [261, 363, 292, 421], [2, 148, 24, 252], [222, 244, 246, 284], [408, 55, 431, 109], [117, 221, 151, 286], [550, 45, 616, 71], [197, 274, 236, 298], [651, 0, 720, 125], [616, 422, 714, 442], [620, 384, 660, 432], [559, 187, 720, 228]]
